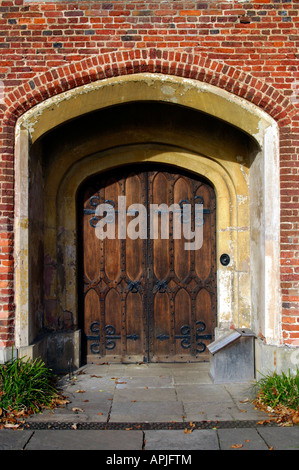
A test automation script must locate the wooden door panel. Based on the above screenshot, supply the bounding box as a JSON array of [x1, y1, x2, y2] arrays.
[[195, 183, 213, 280], [151, 172, 170, 282], [195, 288, 214, 360], [125, 292, 144, 359], [81, 170, 147, 362], [104, 288, 122, 358], [104, 177, 121, 282], [80, 165, 216, 363], [83, 189, 101, 282], [84, 288, 102, 360], [152, 292, 171, 360], [174, 288, 192, 360], [173, 176, 191, 282], [123, 171, 148, 361]]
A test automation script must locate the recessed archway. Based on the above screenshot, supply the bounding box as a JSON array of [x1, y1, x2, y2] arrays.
[[14, 74, 280, 373]]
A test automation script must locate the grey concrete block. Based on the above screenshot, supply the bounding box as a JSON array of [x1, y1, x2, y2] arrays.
[[217, 428, 269, 450], [109, 401, 185, 422], [183, 402, 236, 421], [24, 430, 143, 450], [258, 426, 299, 450], [0, 430, 33, 450], [176, 384, 233, 403], [144, 430, 219, 450], [209, 329, 256, 383], [114, 387, 177, 403]]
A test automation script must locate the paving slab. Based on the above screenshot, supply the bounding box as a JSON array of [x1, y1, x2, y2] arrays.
[[217, 428, 269, 450], [228, 403, 268, 421], [0, 430, 33, 450], [174, 372, 212, 385], [24, 430, 143, 450], [183, 402, 238, 421], [176, 384, 234, 403], [144, 430, 219, 450], [27, 391, 112, 423], [114, 387, 177, 403], [114, 376, 175, 389], [109, 401, 185, 422], [257, 426, 299, 450]]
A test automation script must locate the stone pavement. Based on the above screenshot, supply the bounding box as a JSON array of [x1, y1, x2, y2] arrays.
[[1, 363, 299, 451]]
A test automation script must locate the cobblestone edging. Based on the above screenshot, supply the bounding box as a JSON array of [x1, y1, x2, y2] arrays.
[[24, 420, 279, 431]]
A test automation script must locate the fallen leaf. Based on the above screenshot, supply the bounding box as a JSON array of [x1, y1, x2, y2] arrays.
[[184, 422, 196, 433], [125, 427, 133, 431], [75, 390, 85, 393], [98, 412, 103, 415], [72, 423, 78, 430], [231, 444, 243, 449], [245, 439, 250, 443], [4, 423, 19, 429], [131, 400, 136, 402], [54, 398, 70, 406], [90, 375, 102, 378], [184, 428, 193, 434], [13, 410, 26, 418], [83, 400, 89, 403], [240, 409, 247, 413], [72, 407, 84, 413], [145, 386, 148, 389], [292, 412, 299, 425]]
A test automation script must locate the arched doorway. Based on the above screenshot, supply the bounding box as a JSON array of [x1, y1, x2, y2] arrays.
[[78, 164, 217, 363], [13, 74, 281, 374]]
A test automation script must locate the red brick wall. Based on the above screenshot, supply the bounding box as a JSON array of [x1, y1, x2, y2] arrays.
[[0, 0, 298, 350]]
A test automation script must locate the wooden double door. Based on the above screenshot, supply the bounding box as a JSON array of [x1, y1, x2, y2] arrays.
[[79, 165, 216, 363]]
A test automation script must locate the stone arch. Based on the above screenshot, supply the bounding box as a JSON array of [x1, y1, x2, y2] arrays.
[[4, 49, 297, 129], [13, 71, 280, 374]]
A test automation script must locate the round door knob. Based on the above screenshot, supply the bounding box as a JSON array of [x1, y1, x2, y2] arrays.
[[220, 254, 230, 266]]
